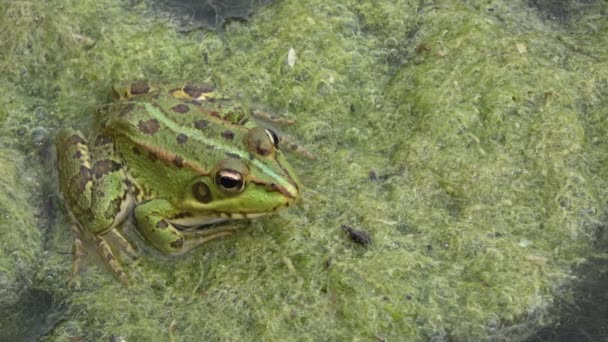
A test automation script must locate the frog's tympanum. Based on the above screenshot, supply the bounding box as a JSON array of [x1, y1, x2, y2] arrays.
[[56, 81, 302, 285]]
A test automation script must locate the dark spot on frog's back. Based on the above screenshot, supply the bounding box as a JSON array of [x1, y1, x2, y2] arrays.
[[194, 119, 209, 130], [173, 156, 184, 168], [92, 160, 122, 179], [130, 81, 150, 95], [184, 83, 214, 98], [138, 119, 160, 135], [131, 146, 141, 155], [156, 220, 168, 229], [221, 130, 235, 140], [225, 152, 240, 159], [176, 134, 188, 144], [171, 103, 190, 114]]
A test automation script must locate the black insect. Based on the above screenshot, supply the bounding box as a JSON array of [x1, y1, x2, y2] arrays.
[[341, 225, 371, 245]]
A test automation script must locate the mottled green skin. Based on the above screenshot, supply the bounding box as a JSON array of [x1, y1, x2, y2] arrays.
[[56, 81, 300, 257]]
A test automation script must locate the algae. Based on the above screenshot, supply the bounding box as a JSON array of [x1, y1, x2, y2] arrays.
[[0, 0, 607, 340], [0, 148, 45, 340]]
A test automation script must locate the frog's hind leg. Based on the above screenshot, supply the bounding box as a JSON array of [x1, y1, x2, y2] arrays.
[[57, 128, 135, 285], [68, 224, 85, 289], [278, 135, 316, 160], [106, 228, 138, 260], [252, 110, 296, 125], [96, 233, 130, 286]]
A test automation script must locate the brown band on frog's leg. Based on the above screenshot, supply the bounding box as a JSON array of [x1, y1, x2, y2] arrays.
[[279, 135, 316, 160], [106, 228, 138, 260], [96, 236, 130, 286], [68, 224, 84, 289]]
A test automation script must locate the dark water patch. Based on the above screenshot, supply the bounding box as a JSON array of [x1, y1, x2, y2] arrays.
[[525, 256, 608, 341], [152, 0, 276, 30], [0, 288, 67, 342], [525, 222, 608, 341], [529, 0, 608, 23]]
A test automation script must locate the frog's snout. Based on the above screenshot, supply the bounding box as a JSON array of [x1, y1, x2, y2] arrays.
[[267, 180, 299, 202]]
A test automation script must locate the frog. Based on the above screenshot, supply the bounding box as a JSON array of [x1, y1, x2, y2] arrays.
[[56, 80, 304, 286]]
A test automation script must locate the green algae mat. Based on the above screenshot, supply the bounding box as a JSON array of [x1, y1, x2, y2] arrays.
[[1, 0, 607, 340]]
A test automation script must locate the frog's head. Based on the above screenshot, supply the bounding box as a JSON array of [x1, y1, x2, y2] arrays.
[[181, 127, 300, 224]]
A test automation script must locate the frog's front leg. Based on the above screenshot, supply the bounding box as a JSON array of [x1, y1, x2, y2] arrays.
[[56, 128, 135, 286], [134, 199, 234, 255]]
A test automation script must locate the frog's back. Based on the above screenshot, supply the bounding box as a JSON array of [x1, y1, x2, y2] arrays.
[[102, 81, 255, 201]]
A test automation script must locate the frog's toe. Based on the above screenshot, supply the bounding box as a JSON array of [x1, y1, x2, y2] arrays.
[[67, 276, 81, 290], [280, 135, 316, 160], [252, 110, 296, 125], [106, 228, 139, 260]]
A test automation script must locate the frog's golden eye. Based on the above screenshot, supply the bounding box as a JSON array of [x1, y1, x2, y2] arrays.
[[215, 169, 245, 194], [265, 129, 280, 149]]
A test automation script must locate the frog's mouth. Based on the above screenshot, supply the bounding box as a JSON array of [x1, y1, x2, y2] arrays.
[[171, 212, 268, 232]]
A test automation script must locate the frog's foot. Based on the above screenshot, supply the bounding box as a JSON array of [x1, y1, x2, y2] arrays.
[[106, 228, 138, 260], [68, 224, 85, 290], [279, 135, 316, 160], [181, 224, 241, 251], [134, 199, 239, 255], [252, 110, 296, 125], [96, 235, 130, 286]]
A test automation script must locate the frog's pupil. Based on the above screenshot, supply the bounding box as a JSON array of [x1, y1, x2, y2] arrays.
[[220, 176, 239, 189], [215, 170, 244, 192]]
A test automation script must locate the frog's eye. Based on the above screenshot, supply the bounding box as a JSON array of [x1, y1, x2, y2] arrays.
[[265, 129, 280, 149], [215, 169, 245, 194], [243, 127, 278, 157]]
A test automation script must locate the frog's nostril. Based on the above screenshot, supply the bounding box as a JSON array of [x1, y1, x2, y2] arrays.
[[266, 183, 278, 192]]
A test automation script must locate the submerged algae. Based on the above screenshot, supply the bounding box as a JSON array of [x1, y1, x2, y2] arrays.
[[1, 0, 608, 340]]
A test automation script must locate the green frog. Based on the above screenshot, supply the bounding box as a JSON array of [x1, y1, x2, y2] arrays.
[[56, 81, 303, 286]]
